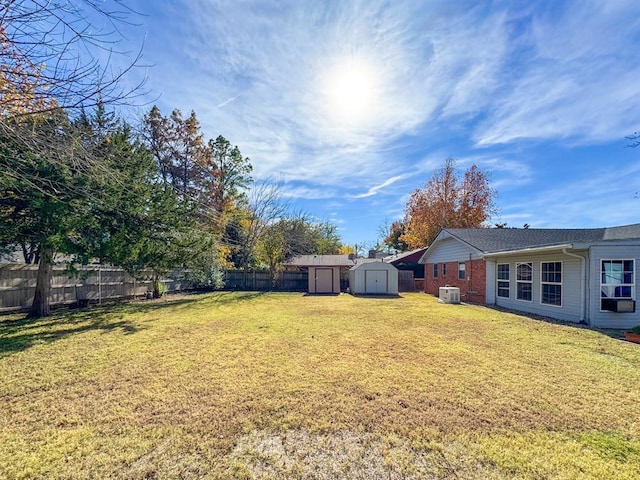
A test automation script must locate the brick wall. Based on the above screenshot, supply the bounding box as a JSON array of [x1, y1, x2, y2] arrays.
[[423, 259, 487, 304]]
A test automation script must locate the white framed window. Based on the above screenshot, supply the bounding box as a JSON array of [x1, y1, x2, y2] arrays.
[[541, 261, 562, 306], [601, 260, 634, 310], [516, 262, 532, 302], [458, 262, 466, 280], [497, 263, 510, 298], [433, 263, 438, 278]]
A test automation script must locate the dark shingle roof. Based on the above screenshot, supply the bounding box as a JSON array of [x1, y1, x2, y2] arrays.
[[383, 247, 428, 264], [444, 223, 640, 253]]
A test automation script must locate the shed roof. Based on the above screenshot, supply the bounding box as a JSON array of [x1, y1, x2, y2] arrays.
[[350, 260, 398, 271], [420, 223, 640, 262], [286, 254, 354, 267]]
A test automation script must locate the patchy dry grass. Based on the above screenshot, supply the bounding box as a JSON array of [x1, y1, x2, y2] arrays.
[[1, 292, 639, 479]]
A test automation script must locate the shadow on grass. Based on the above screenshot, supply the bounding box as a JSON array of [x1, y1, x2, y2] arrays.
[[0, 294, 209, 358], [485, 304, 628, 341], [206, 290, 267, 305], [0, 291, 275, 357], [0, 314, 141, 357], [349, 294, 404, 300]]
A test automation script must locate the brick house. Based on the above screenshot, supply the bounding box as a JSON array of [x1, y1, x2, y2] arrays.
[[419, 231, 487, 303], [425, 257, 488, 303], [419, 225, 640, 329]]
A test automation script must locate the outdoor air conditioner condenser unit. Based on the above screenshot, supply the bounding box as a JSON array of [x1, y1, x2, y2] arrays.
[[439, 286, 461, 304]]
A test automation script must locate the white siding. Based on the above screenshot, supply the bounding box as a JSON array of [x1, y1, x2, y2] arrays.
[[365, 270, 388, 294], [492, 251, 583, 323], [349, 262, 399, 295], [587, 244, 640, 329], [485, 259, 496, 304], [423, 238, 482, 263]]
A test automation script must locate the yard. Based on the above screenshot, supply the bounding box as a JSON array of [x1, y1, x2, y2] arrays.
[[1, 292, 639, 479]]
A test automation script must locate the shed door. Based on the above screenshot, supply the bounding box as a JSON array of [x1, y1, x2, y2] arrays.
[[315, 268, 334, 293], [365, 270, 388, 294]]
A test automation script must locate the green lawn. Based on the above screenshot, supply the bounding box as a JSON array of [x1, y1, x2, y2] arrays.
[[1, 292, 639, 479]]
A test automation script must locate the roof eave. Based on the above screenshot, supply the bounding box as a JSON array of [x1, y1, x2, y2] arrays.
[[482, 243, 574, 258], [418, 229, 483, 264]]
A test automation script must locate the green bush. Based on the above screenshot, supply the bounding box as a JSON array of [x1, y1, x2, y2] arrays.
[[153, 280, 167, 298]]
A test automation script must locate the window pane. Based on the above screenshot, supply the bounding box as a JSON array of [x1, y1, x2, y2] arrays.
[[517, 282, 532, 301], [498, 281, 509, 298], [602, 261, 623, 284], [615, 286, 632, 297], [542, 262, 562, 283], [601, 260, 634, 307], [497, 264, 509, 280], [542, 284, 561, 306], [517, 263, 532, 281]]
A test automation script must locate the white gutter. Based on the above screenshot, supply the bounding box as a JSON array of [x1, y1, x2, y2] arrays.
[[483, 243, 573, 257], [563, 248, 586, 323]]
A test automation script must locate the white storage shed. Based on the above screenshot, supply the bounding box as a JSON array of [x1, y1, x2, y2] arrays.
[[349, 261, 399, 295]]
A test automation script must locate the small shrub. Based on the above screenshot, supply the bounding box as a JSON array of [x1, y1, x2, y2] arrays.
[[153, 280, 167, 298]]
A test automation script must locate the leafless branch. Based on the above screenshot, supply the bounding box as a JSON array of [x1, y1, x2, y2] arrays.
[[1, 0, 149, 119]]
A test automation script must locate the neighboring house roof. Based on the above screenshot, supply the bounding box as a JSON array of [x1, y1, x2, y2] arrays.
[[383, 247, 428, 265], [419, 223, 640, 262], [286, 255, 354, 267], [353, 258, 383, 264]]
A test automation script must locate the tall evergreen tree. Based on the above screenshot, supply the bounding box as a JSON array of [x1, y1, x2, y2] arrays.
[[0, 110, 101, 316]]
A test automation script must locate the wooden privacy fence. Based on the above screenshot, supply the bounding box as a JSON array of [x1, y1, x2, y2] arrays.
[[0, 266, 309, 312], [398, 270, 416, 292], [0, 264, 422, 312], [0, 264, 190, 312], [223, 270, 308, 291]]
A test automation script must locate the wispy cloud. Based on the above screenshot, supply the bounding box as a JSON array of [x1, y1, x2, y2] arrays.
[[125, 0, 640, 243], [353, 175, 407, 199], [216, 96, 238, 108], [280, 184, 337, 200], [473, 1, 640, 145], [501, 162, 640, 228]]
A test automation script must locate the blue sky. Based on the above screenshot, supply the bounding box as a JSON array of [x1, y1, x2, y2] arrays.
[[114, 0, 640, 246]]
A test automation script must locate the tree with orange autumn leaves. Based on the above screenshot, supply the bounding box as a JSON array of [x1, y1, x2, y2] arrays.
[[0, 27, 54, 117], [390, 158, 496, 249]]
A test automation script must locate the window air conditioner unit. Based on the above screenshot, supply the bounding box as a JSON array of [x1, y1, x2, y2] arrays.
[[601, 298, 636, 313], [439, 286, 460, 304]]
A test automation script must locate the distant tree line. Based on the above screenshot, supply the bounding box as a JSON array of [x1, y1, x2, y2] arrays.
[[0, 1, 343, 317], [2, 1, 504, 316]]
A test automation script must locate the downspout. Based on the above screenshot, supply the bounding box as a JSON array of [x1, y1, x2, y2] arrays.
[[563, 248, 586, 323], [468, 252, 473, 300]]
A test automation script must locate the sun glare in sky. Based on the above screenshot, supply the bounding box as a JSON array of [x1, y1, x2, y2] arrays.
[[321, 57, 379, 127]]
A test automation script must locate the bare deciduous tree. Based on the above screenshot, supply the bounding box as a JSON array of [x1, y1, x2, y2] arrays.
[[0, 0, 147, 118], [237, 177, 290, 271]]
